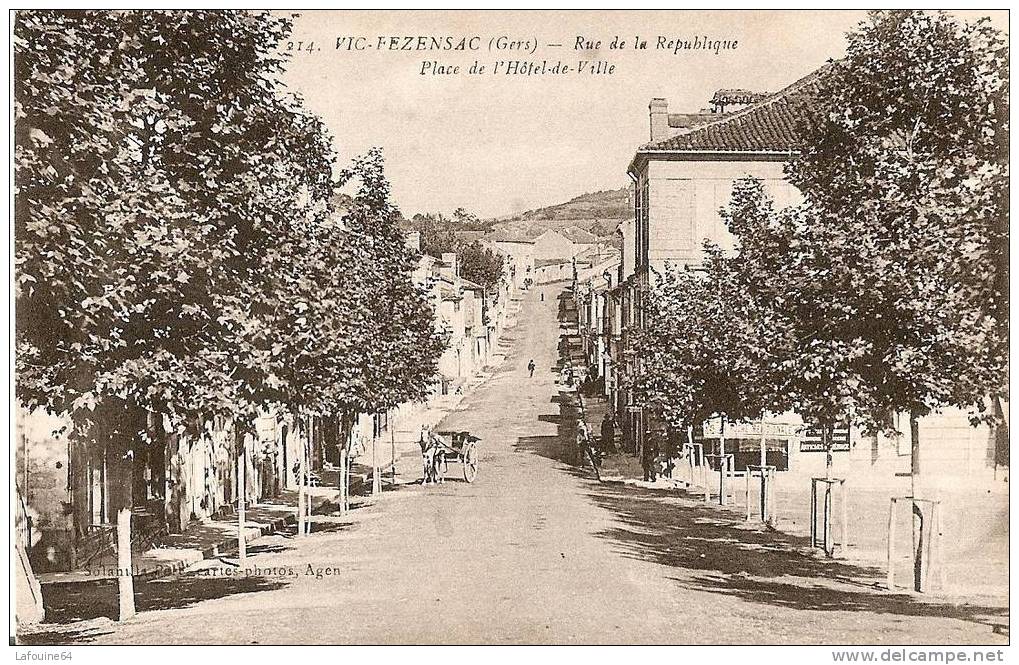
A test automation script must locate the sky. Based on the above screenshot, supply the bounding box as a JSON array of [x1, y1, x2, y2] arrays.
[[279, 10, 1007, 219]]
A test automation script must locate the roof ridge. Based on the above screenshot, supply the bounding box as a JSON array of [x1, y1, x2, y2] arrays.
[[640, 65, 829, 152]]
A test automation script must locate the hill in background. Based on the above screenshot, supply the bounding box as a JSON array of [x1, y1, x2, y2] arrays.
[[488, 187, 630, 239], [403, 187, 631, 245]]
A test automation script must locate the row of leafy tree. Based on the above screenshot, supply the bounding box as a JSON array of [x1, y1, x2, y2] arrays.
[[406, 209, 505, 291], [627, 11, 1008, 481], [15, 7, 446, 576]]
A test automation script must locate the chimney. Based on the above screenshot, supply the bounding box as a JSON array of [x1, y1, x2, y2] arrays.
[[441, 252, 458, 280], [649, 98, 669, 142], [404, 230, 421, 252]]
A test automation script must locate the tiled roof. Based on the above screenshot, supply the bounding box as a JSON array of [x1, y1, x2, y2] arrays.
[[459, 276, 485, 292], [535, 258, 571, 268], [668, 112, 722, 130], [642, 67, 826, 153], [561, 226, 599, 244], [487, 230, 534, 244]]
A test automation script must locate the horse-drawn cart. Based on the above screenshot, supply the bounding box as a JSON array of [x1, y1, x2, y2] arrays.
[[424, 430, 480, 483]]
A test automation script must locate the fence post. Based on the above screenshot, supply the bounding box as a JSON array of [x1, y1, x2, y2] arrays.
[[745, 471, 751, 521], [840, 480, 848, 555], [887, 497, 897, 590], [810, 479, 817, 547], [823, 483, 833, 556]]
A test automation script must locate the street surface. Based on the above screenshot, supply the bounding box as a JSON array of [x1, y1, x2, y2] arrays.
[[22, 287, 1008, 645]]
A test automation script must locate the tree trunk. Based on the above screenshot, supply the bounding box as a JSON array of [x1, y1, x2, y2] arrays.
[[338, 411, 351, 515], [759, 414, 767, 468], [823, 423, 833, 479], [306, 415, 314, 532], [371, 420, 381, 496], [718, 419, 726, 505], [758, 415, 768, 521], [340, 445, 349, 514], [297, 413, 306, 538], [340, 415, 348, 492], [910, 410, 924, 592], [104, 400, 144, 621], [390, 419, 397, 483], [235, 426, 246, 562], [110, 440, 135, 621]]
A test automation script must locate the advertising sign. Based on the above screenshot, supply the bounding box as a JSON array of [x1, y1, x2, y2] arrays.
[[799, 426, 851, 452]]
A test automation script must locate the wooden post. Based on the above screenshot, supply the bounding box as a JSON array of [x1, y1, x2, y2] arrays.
[[810, 479, 817, 547], [237, 428, 246, 562], [887, 497, 897, 590], [744, 470, 751, 520], [823, 483, 833, 557], [934, 502, 946, 592], [921, 504, 934, 593], [840, 480, 848, 555]]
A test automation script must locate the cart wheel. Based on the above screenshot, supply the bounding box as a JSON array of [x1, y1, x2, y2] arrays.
[[462, 442, 478, 483]]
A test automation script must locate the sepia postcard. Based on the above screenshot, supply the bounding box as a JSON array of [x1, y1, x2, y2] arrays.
[[10, 8, 1010, 654]]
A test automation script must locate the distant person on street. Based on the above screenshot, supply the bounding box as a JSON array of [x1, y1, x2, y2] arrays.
[[642, 431, 659, 482], [600, 413, 615, 455], [527, 359, 536, 377], [540, 292, 544, 302]]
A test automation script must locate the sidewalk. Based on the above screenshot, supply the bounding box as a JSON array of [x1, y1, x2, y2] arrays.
[[558, 310, 1008, 607], [38, 489, 344, 588], [29, 290, 524, 631], [578, 391, 1008, 602]]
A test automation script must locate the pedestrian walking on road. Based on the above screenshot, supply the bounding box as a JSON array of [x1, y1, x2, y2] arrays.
[[540, 292, 544, 302], [527, 359, 536, 377], [577, 420, 601, 479]]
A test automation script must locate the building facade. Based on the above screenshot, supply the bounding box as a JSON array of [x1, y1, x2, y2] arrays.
[[593, 72, 1007, 489]]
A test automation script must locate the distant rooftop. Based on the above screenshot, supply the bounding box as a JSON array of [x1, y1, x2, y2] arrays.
[[487, 230, 534, 244]]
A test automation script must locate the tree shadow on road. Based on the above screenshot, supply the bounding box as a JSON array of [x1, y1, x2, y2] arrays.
[[685, 574, 1008, 634], [583, 480, 1008, 633], [17, 625, 115, 646], [515, 434, 577, 467], [40, 573, 289, 625]]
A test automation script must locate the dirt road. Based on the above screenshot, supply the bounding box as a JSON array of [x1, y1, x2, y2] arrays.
[[24, 286, 1008, 645]]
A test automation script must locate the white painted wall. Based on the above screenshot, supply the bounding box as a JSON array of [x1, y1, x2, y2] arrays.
[[646, 158, 799, 274]]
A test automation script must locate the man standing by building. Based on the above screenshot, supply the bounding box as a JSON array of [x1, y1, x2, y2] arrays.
[[642, 427, 659, 482], [600, 412, 615, 455]]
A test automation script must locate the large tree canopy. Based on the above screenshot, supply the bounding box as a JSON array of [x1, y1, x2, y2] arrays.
[[784, 10, 1009, 429], [626, 242, 792, 432], [15, 10, 443, 435], [631, 10, 1008, 451]]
